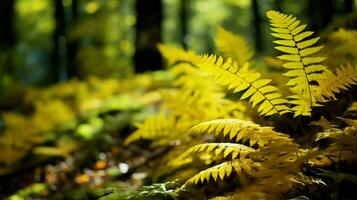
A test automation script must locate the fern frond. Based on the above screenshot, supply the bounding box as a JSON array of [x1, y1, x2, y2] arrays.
[[291, 173, 327, 188], [347, 102, 357, 114], [197, 55, 289, 116], [267, 10, 328, 116], [339, 117, 357, 127], [186, 160, 242, 184], [311, 119, 357, 164], [158, 44, 201, 66], [314, 128, 344, 142], [160, 87, 228, 121], [320, 29, 357, 69], [215, 27, 254, 66], [160, 89, 208, 120], [173, 143, 255, 166], [318, 63, 357, 101], [309, 116, 337, 130], [124, 112, 192, 145], [190, 119, 292, 147]]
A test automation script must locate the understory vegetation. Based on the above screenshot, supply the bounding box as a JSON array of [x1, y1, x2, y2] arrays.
[[1, 9, 357, 200]]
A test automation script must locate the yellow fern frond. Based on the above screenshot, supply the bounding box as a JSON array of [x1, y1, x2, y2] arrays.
[[160, 89, 207, 120], [321, 29, 357, 69], [158, 44, 201, 66], [315, 121, 357, 163], [186, 160, 242, 184], [124, 112, 192, 145], [347, 102, 357, 114], [314, 128, 344, 142], [267, 10, 328, 117], [160, 87, 226, 121], [190, 119, 292, 147], [173, 143, 255, 165], [310, 117, 337, 130], [197, 55, 289, 116], [318, 63, 357, 101], [215, 27, 254, 66]]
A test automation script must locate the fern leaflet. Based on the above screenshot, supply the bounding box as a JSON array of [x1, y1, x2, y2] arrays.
[[318, 63, 357, 101], [173, 143, 255, 164], [267, 10, 328, 116], [190, 119, 292, 147], [215, 26, 254, 66], [158, 44, 201, 66], [186, 160, 241, 184], [197, 55, 289, 116], [124, 112, 192, 145]]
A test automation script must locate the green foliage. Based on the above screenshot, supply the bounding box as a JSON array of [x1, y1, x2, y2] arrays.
[[8, 183, 49, 200]]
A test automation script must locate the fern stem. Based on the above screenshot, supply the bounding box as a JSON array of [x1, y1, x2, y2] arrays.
[[290, 30, 313, 107]]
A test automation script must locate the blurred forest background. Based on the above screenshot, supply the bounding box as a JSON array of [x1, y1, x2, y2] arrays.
[[1, 0, 356, 89], [0, 0, 357, 199]]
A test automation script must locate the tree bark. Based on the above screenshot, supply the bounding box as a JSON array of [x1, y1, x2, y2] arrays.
[[180, 0, 188, 49], [67, 0, 80, 78], [252, 0, 262, 52], [52, 0, 67, 82], [344, 0, 354, 14], [134, 0, 162, 72], [0, 0, 16, 76], [309, 0, 334, 32]]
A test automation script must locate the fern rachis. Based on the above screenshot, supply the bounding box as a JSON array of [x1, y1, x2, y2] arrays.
[[171, 143, 255, 166], [267, 10, 328, 116]]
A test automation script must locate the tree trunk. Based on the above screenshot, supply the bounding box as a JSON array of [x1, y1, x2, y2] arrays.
[[273, 0, 283, 11], [52, 0, 67, 83], [67, 0, 80, 78], [180, 0, 188, 49], [0, 0, 16, 76], [309, 0, 334, 32], [134, 0, 162, 72], [252, 0, 262, 52], [344, 0, 354, 14]]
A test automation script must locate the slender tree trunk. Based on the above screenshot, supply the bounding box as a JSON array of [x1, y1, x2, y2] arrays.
[[252, 0, 262, 52], [52, 0, 67, 83], [67, 0, 80, 78], [309, 0, 334, 31], [344, 0, 354, 14], [0, 0, 16, 76], [134, 0, 162, 72], [180, 0, 188, 49], [273, 0, 283, 11]]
